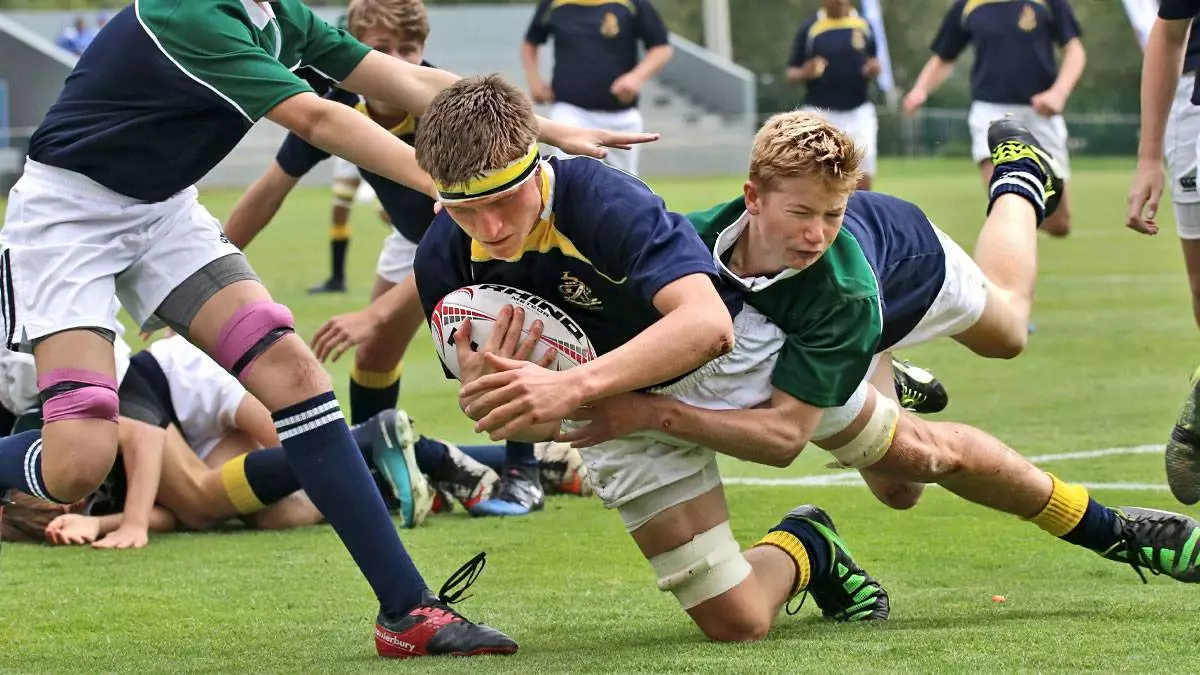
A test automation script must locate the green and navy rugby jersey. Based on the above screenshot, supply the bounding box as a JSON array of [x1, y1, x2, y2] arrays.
[[275, 66, 436, 244], [28, 0, 370, 202], [931, 0, 1081, 105], [415, 156, 742, 383], [787, 9, 877, 111], [688, 190, 944, 408]]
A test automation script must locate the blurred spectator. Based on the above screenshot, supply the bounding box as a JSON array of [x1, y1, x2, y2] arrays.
[[55, 15, 90, 55], [521, 0, 673, 176]]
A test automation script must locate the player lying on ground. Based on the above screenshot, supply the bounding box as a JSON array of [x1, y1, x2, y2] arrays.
[[414, 75, 889, 642], [223, 0, 558, 518], [30, 336, 570, 546], [560, 111, 1200, 583], [1125, 0, 1200, 506], [0, 0, 656, 657]]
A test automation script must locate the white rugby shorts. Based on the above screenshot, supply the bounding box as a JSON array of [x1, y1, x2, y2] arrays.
[[968, 101, 1071, 179]]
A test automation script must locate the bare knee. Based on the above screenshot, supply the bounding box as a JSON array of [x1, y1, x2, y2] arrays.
[[245, 336, 332, 406], [869, 479, 924, 510], [41, 424, 119, 503], [986, 328, 1028, 360], [1041, 203, 1071, 238], [695, 610, 772, 643], [874, 416, 962, 483]]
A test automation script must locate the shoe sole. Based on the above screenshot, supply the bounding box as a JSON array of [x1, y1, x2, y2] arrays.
[[1166, 381, 1200, 505], [374, 414, 435, 528], [377, 645, 519, 659]]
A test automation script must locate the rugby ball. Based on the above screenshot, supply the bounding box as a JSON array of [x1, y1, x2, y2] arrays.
[[430, 284, 597, 379]]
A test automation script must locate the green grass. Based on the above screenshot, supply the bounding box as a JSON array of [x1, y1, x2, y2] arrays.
[[2, 156, 1197, 673]]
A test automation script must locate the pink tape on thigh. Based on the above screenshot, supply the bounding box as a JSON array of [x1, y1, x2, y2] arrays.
[[38, 369, 119, 423], [213, 301, 295, 378]]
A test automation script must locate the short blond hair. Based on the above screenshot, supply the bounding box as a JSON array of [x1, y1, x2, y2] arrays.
[[749, 110, 864, 195], [347, 0, 429, 44], [416, 74, 539, 189]]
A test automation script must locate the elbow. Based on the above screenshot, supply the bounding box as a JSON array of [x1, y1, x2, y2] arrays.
[[766, 429, 808, 468], [288, 105, 330, 147], [700, 313, 735, 361]]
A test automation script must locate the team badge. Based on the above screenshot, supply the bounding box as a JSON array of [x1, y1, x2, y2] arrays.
[[851, 29, 865, 51], [1018, 4, 1037, 32], [1182, 169, 1197, 194], [559, 271, 602, 309], [600, 11, 620, 38]]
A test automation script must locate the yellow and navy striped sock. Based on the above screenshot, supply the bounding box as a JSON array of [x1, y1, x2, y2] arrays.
[[349, 364, 402, 425], [1028, 473, 1119, 551], [756, 530, 811, 595]]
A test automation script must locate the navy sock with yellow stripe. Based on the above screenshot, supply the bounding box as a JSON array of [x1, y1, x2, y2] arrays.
[[1028, 473, 1119, 552], [349, 365, 402, 425], [755, 517, 832, 595]]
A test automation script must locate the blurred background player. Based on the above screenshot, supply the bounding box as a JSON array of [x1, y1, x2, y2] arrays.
[[521, 0, 673, 175], [786, 0, 881, 191], [1127, 0, 1200, 505], [903, 0, 1085, 237]]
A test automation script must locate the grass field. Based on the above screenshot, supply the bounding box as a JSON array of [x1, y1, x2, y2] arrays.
[[1, 156, 1198, 673]]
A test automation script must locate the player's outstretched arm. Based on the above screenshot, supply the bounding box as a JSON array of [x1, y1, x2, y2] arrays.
[[902, 56, 954, 114], [312, 276, 421, 363], [267, 92, 437, 199], [562, 386, 822, 467], [88, 419, 168, 549], [224, 162, 301, 250], [1128, 17, 1193, 233]]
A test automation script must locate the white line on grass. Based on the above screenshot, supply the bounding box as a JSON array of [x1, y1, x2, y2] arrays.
[[723, 444, 1170, 491]]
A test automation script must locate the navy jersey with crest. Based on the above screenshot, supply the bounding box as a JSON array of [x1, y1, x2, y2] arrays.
[[274, 64, 436, 244], [524, 0, 670, 111], [787, 9, 877, 111], [931, 0, 1081, 105], [415, 156, 742, 382], [839, 191, 946, 351]]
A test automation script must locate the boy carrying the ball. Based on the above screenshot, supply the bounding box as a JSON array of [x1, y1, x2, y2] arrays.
[[413, 74, 890, 642]]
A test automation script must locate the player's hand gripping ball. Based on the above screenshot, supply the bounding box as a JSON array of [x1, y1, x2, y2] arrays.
[[431, 284, 597, 378]]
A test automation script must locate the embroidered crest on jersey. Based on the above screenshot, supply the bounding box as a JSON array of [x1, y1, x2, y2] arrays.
[[1018, 4, 1037, 32], [851, 29, 865, 51], [600, 11, 620, 38], [559, 271, 602, 309]]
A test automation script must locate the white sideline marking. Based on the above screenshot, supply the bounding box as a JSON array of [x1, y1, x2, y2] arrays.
[[723, 444, 1170, 491]]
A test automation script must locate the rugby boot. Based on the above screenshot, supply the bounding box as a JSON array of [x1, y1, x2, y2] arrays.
[[784, 505, 889, 622], [535, 441, 593, 496], [1165, 366, 1200, 505], [375, 553, 519, 658], [987, 117, 1065, 221], [1100, 507, 1200, 583], [371, 409, 434, 528], [434, 441, 499, 512], [469, 463, 544, 517], [307, 278, 347, 294], [893, 358, 948, 414]]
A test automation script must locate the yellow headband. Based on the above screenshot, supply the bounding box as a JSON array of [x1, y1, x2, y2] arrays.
[[435, 144, 540, 204]]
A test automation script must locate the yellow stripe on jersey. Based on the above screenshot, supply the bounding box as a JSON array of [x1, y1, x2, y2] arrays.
[[353, 100, 415, 136], [962, 0, 1048, 23], [469, 169, 629, 284], [437, 144, 539, 203], [807, 14, 870, 42], [549, 0, 636, 14]]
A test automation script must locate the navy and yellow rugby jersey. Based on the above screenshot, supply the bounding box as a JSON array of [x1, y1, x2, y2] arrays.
[[787, 9, 877, 111], [415, 156, 742, 378], [931, 0, 1081, 105], [524, 0, 670, 112], [275, 66, 436, 244], [28, 0, 370, 202]]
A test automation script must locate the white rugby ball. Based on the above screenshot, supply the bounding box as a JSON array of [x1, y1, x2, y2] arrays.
[[430, 284, 597, 379]]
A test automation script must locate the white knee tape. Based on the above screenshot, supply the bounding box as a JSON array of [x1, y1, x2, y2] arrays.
[[648, 520, 752, 609], [825, 395, 900, 469]]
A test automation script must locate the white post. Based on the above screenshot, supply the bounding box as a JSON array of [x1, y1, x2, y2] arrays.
[[702, 0, 732, 60]]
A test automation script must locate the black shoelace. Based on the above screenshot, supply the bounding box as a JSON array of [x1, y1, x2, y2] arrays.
[[437, 551, 487, 606], [1114, 514, 1165, 585]]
